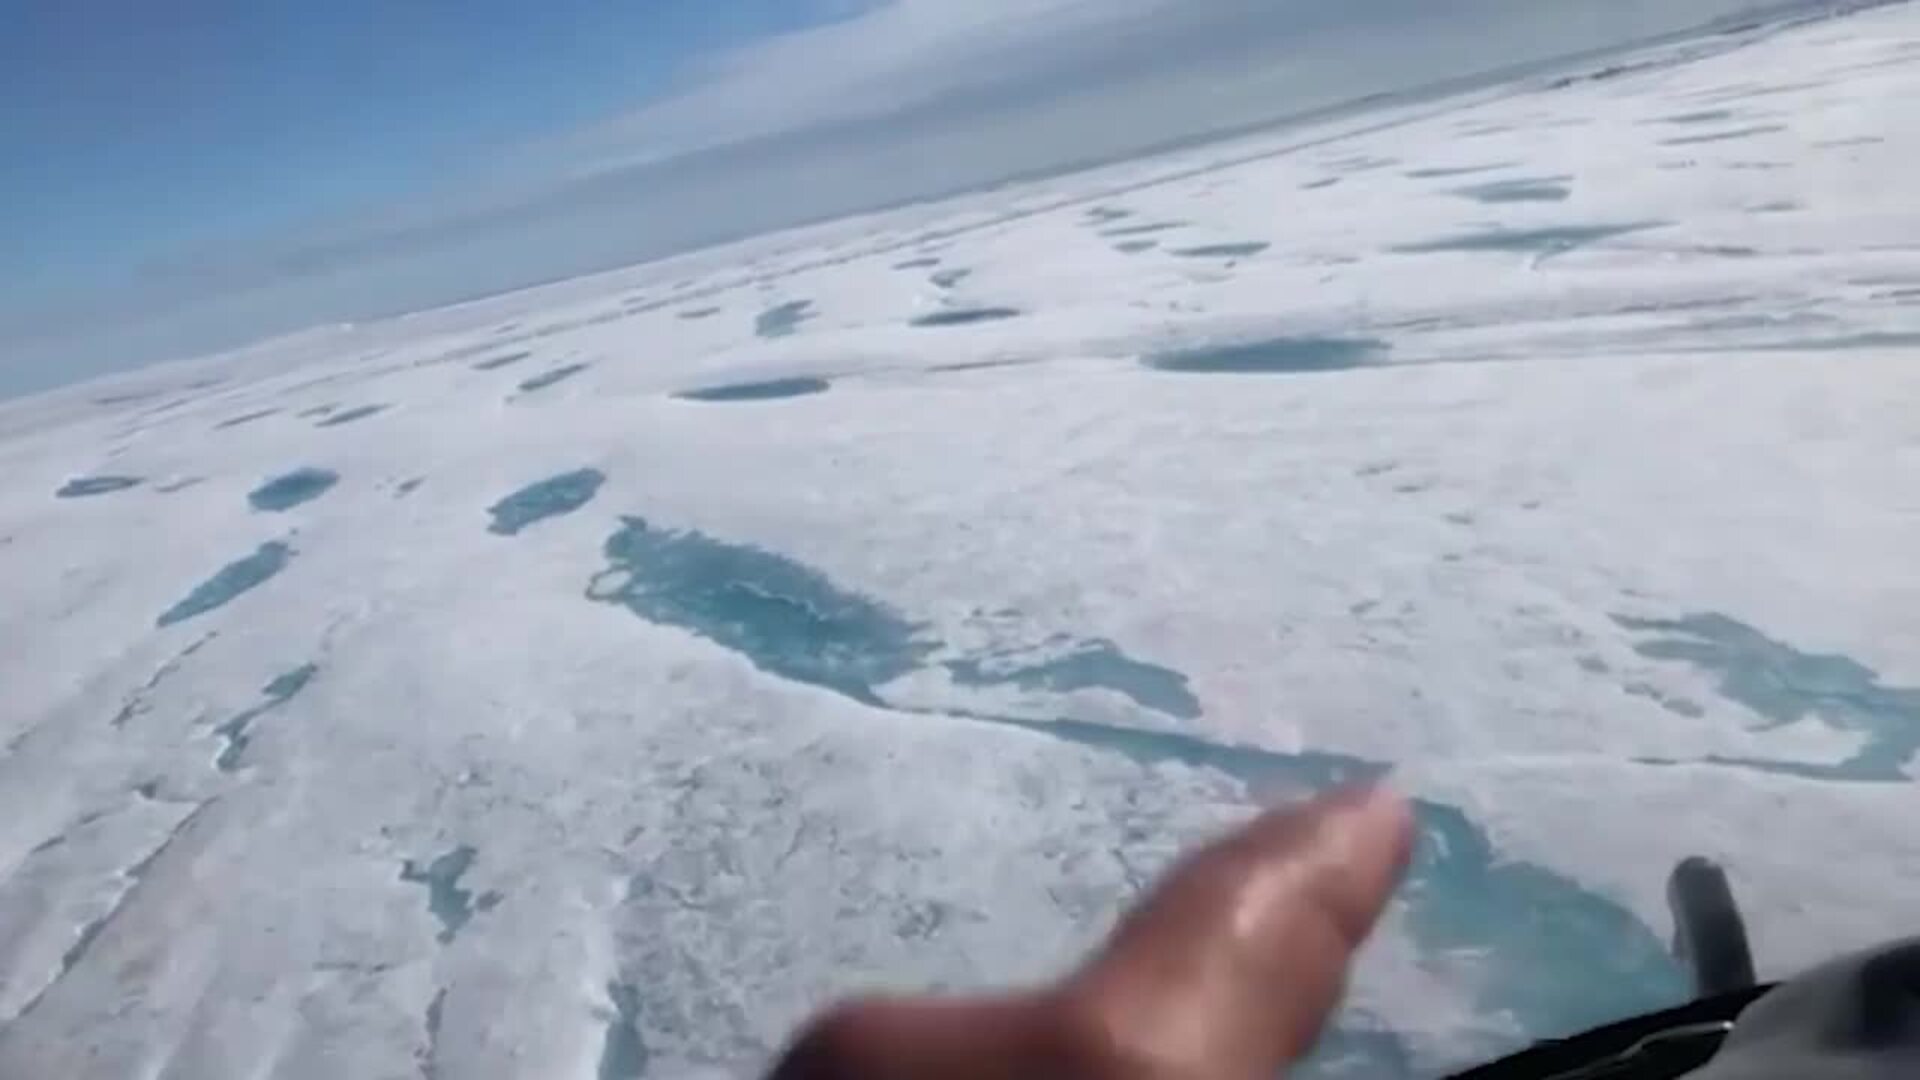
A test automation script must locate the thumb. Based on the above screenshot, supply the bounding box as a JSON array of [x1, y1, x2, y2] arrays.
[[1063, 785, 1414, 1078], [765, 787, 1413, 1080]]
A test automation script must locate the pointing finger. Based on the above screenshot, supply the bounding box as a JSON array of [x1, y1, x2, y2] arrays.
[[1065, 786, 1415, 1077]]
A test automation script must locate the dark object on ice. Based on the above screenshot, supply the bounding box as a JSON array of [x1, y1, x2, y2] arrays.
[[1446, 857, 1916, 1080], [56, 475, 143, 498], [1669, 857, 1757, 1000]]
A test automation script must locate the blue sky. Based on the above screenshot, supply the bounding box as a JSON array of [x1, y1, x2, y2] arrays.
[[1, 1, 861, 304], [1, 0, 1793, 395]]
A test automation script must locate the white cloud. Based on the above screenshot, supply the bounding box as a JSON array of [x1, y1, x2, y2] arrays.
[[4, 0, 1798, 395], [546, 0, 1782, 181], [554, 0, 1183, 173]]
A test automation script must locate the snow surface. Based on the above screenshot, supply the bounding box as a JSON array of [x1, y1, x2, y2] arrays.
[[3, 6, 1919, 1079]]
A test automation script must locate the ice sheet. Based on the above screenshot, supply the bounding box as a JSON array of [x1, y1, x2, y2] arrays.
[[3, 6, 1918, 1079]]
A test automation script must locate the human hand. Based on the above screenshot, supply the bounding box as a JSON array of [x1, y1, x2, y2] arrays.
[[768, 785, 1415, 1079]]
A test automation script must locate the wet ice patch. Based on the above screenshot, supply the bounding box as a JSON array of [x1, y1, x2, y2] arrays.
[[1392, 222, 1664, 257], [1453, 177, 1573, 204], [586, 517, 1204, 725], [1699, 80, 1826, 103], [421, 990, 448, 1078], [910, 307, 1022, 328], [1145, 337, 1388, 375], [1736, 330, 1920, 352], [1616, 613, 1920, 782], [247, 468, 339, 512], [517, 363, 591, 393], [1655, 108, 1737, 125], [471, 350, 532, 371], [1100, 221, 1187, 238], [213, 663, 319, 771], [55, 476, 143, 499], [1114, 240, 1159, 254], [316, 404, 389, 427], [587, 517, 932, 706], [755, 300, 815, 339], [1405, 162, 1517, 179], [674, 377, 831, 403], [1404, 802, 1690, 1041], [978, 712, 1376, 791], [1327, 154, 1398, 173], [399, 846, 503, 945], [929, 359, 1031, 375], [1169, 242, 1269, 259], [1624, 681, 1707, 719], [94, 389, 165, 407], [946, 640, 1201, 720], [596, 982, 649, 1080], [213, 408, 280, 430], [1659, 124, 1787, 146], [487, 468, 606, 536], [156, 541, 294, 628]]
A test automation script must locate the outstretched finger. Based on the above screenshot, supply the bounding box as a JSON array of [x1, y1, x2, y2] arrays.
[[766, 787, 1414, 1080], [1067, 785, 1415, 1076]]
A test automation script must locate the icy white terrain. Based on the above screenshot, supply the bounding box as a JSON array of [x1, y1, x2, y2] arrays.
[[3, 5, 1918, 1078]]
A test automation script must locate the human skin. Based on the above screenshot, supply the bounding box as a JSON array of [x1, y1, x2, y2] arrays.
[[766, 785, 1416, 1080]]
